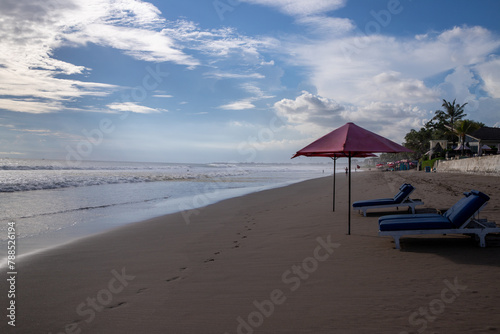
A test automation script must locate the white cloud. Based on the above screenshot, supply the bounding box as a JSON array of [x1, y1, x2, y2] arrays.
[[0, 152, 25, 155], [0, 0, 276, 114], [68, 23, 199, 66], [241, 0, 352, 36], [162, 20, 278, 60], [438, 66, 480, 102], [240, 83, 274, 99], [475, 57, 500, 99], [274, 91, 344, 127], [364, 71, 438, 103], [260, 60, 275, 66], [216, 81, 275, 111], [153, 94, 174, 98], [204, 72, 265, 80], [0, 99, 65, 114], [240, 0, 346, 17], [219, 100, 256, 110], [273, 91, 427, 143], [107, 102, 165, 114], [342, 102, 426, 130], [0, 0, 192, 113], [288, 26, 500, 109]]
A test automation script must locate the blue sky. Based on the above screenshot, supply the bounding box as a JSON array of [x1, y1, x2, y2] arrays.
[[1, 0, 499, 163]]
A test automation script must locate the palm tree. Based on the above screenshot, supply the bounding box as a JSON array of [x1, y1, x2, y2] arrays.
[[432, 99, 468, 146], [454, 119, 482, 155]]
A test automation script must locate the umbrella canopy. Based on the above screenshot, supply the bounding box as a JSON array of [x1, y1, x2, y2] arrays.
[[293, 122, 412, 157], [293, 122, 412, 235]]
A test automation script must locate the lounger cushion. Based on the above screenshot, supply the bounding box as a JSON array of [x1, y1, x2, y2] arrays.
[[443, 190, 490, 228], [353, 183, 414, 208], [379, 216, 454, 231], [393, 184, 414, 203], [378, 190, 490, 231], [352, 198, 396, 207], [379, 213, 442, 223]]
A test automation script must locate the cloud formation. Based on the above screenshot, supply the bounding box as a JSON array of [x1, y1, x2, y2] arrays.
[[107, 102, 165, 114], [290, 26, 500, 103], [277, 25, 500, 142], [274, 91, 344, 127], [219, 100, 256, 110], [0, 0, 275, 114], [241, 0, 346, 17]]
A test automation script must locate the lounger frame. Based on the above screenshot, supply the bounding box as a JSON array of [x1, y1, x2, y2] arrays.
[[355, 195, 424, 217], [379, 202, 500, 249]]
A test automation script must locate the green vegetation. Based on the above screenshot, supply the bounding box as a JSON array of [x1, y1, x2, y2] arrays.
[[420, 157, 444, 169], [402, 98, 484, 158], [373, 99, 486, 167]]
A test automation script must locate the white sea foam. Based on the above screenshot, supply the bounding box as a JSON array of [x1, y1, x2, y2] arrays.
[[0, 158, 329, 262], [0, 159, 252, 192]]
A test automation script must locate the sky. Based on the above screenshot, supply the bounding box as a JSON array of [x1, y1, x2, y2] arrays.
[[0, 0, 499, 163]]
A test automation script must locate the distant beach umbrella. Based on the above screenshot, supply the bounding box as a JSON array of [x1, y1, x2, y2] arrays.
[[292, 122, 412, 235]]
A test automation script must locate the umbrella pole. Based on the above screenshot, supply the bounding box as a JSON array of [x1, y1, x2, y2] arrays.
[[332, 157, 336, 212], [348, 153, 351, 235]]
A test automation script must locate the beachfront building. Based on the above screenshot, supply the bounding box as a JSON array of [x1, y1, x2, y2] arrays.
[[465, 126, 500, 155], [428, 139, 448, 158]]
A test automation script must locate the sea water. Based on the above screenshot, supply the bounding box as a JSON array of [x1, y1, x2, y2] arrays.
[[0, 158, 333, 262]]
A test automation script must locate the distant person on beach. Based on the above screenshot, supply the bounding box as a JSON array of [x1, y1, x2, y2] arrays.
[[345, 167, 348, 174]]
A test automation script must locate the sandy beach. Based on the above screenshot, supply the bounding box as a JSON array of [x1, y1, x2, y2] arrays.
[[2, 170, 500, 334]]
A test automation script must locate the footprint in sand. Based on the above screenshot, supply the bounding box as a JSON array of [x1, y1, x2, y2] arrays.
[[106, 302, 127, 309], [136, 287, 149, 294], [204, 258, 215, 263], [69, 319, 83, 326], [165, 276, 181, 282]]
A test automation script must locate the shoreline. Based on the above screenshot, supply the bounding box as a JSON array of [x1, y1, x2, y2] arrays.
[[2, 170, 500, 333], [1, 173, 329, 265]]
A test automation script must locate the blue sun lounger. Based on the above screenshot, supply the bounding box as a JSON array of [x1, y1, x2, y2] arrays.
[[353, 183, 423, 216], [378, 190, 500, 249]]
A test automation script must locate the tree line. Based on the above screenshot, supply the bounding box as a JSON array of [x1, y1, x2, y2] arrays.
[[379, 99, 484, 163]]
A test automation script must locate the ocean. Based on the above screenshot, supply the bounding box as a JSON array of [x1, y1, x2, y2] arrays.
[[0, 158, 334, 263]]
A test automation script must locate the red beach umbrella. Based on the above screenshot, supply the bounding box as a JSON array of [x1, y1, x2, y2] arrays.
[[292, 122, 412, 235]]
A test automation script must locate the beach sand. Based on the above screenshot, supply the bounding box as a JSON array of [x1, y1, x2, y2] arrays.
[[2, 170, 500, 333]]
